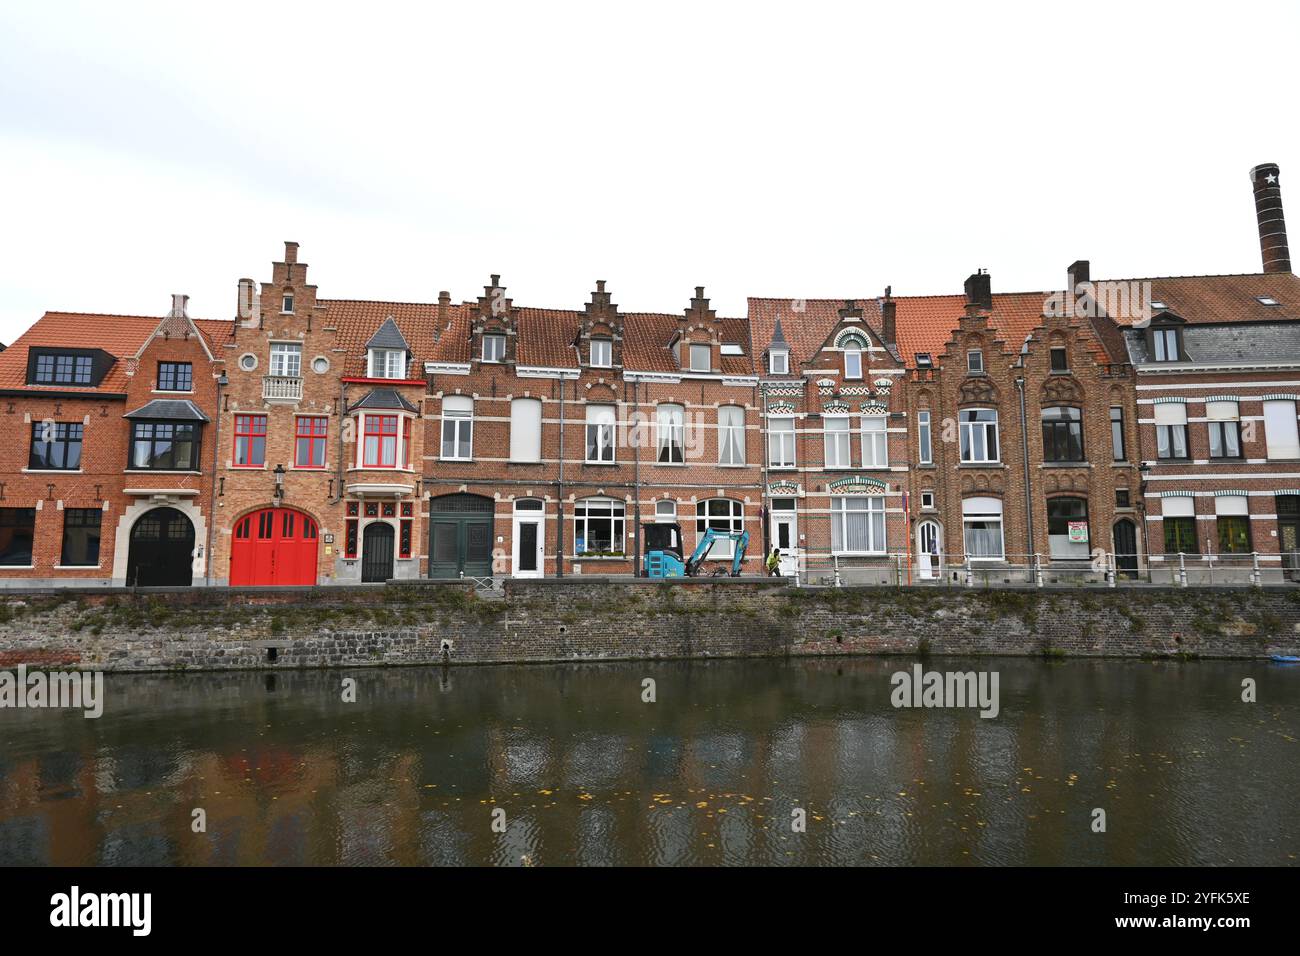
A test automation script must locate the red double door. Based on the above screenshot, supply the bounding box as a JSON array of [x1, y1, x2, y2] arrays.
[[230, 508, 319, 586]]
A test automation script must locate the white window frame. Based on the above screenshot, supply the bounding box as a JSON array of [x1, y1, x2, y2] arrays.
[[482, 333, 506, 363], [768, 416, 796, 468], [574, 496, 625, 556], [1152, 328, 1179, 362], [718, 405, 746, 465], [656, 403, 685, 465], [962, 497, 1005, 561], [689, 343, 711, 372], [830, 496, 886, 555], [1155, 402, 1189, 460], [959, 408, 999, 463], [655, 499, 677, 523], [824, 415, 851, 468], [769, 350, 789, 375], [368, 348, 406, 379], [440, 395, 473, 461], [967, 349, 984, 374], [585, 404, 617, 463], [281, 292, 294, 314], [861, 415, 888, 468], [509, 397, 542, 462], [843, 343, 863, 380], [269, 342, 302, 378], [1264, 400, 1300, 459], [590, 338, 612, 368], [918, 410, 932, 465], [695, 498, 744, 559]]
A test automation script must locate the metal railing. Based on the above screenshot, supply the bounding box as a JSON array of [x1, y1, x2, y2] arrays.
[[262, 375, 303, 401], [781, 550, 1300, 588]]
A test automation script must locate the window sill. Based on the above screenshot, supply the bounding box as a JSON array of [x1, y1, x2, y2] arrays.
[[124, 469, 202, 475], [230, 464, 267, 470], [1039, 461, 1092, 468], [768, 465, 798, 471], [958, 462, 1004, 468], [831, 552, 888, 558], [22, 468, 82, 474], [440, 457, 474, 463], [716, 463, 751, 468], [53, 564, 101, 570], [507, 460, 544, 465], [0, 565, 36, 570], [290, 465, 328, 471], [572, 554, 627, 560], [582, 461, 619, 467], [153, 390, 194, 395]]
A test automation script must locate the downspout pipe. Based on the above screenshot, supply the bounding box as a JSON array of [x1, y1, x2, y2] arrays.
[[556, 378, 565, 577], [203, 372, 226, 586], [1015, 375, 1034, 559], [632, 377, 642, 577]]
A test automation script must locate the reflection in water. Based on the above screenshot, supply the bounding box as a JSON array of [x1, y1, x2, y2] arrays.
[[0, 658, 1297, 866]]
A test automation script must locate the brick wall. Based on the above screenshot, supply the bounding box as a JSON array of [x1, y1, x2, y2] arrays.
[[1, 581, 1292, 671]]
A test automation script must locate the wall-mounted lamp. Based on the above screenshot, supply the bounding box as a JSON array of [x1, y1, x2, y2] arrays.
[[272, 463, 286, 505]]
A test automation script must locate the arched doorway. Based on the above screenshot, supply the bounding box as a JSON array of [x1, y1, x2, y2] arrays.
[[917, 520, 942, 580], [428, 493, 495, 578], [230, 507, 320, 586], [127, 507, 195, 586], [1112, 518, 1139, 579], [362, 522, 395, 582]]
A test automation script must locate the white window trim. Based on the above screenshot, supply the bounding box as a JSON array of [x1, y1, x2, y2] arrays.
[[861, 415, 889, 468], [830, 495, 887, 555], [440, 397, 474, 461], [768, 416, 796, 468]]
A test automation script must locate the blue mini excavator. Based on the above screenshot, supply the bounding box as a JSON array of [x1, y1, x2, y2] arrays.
[[644, 523, 749, 578]]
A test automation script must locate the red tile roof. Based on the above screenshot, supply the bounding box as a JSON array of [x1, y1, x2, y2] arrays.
[[0, 312, 234, 393], [321, 299, 443, 377], [750, 271, 1300, 371]]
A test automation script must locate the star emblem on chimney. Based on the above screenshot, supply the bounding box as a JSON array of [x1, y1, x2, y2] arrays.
[[1266, 172, 1278, 184]]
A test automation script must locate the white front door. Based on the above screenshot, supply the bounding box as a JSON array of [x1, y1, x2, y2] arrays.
[[771, 512, 800, 577], [917, 521, 942, 580], [512, 514, 544, 578]]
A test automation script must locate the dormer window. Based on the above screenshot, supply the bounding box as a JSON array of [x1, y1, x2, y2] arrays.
[[1152, 327, 1180, 362], [282, 292, 295, 314], [916, 353, 933, 368], [33, 352, 93, 385], [689, 343, 711, 372], [483, 333, 506, 363], [590, 338, 612, 368], [368, 348, 407, 379], [769, 350, 789, 375]]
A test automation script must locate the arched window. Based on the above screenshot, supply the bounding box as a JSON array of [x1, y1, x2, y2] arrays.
[[695, 498, 743, 558], [841, 334, 866, 379], [655, 499, 677, 522]]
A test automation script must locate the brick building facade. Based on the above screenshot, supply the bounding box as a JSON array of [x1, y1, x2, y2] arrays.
[[0, 163, 1295, 588]]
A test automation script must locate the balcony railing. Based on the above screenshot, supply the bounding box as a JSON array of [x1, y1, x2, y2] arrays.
[[262, 375, 303, 401]]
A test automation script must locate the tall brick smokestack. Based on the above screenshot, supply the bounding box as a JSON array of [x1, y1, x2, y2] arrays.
[[1250, 163, 1291, 274]]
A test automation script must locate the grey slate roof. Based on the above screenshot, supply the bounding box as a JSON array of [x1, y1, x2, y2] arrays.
[[123, 399, 210, 422], [366, 316, 410, 352], [349, 388, 419, 413], [1124, 321, 1300, 366]]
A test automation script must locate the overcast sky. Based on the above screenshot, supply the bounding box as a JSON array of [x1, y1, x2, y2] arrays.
[[1, 1, 1296, 343]]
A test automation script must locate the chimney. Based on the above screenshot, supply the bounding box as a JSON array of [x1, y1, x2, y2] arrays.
[[1250, 164, 1291, 273], [284, 241, 299, 265], [1067, 260, 1090, 292], [879, 286, 896, 345], [964, 270, 992, 311], [169, 294, 189, 318], [433, 291, 451, 343]]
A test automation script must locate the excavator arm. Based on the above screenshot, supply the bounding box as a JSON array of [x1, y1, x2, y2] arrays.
[[685, 528, 749, 577]]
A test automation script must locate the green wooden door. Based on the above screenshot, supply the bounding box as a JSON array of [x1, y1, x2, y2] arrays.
[[428, 494, 495, 578]]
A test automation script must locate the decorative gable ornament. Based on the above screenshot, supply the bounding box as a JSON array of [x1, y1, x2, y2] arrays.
[[827, 475, 889, 494], [767, 480, 802, 496], [860, 401, 888, 414], [822, 400, 850, 414], [767, 401, 796, 415]]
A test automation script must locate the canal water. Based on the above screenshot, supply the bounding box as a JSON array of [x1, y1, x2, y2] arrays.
[[1, 658, 1296, 866]]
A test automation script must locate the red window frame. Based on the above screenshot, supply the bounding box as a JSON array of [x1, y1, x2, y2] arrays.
[[362, 414, 400, 468], [295, 415, 328, 469], [403, 416, 412, 468], [233, 414, 267, 467]]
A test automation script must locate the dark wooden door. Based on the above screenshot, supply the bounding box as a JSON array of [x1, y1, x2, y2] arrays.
[[362, 522, 395, 583], [1112, 519, 1139, 578], [127, 507, 195, 586], [427, 494, 494, 578]]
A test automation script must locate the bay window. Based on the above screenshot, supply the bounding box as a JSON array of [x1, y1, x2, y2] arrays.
[[830, 496, 886, 554], [363, 414, 401, 468], [130, 421, 199, 470], [441, 396, 473, 460]]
